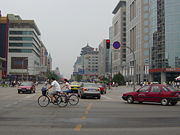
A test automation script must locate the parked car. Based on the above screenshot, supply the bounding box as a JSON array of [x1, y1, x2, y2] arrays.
[[78, 82, 101, 99], [97, 83, 107, 94], [122, 84, 180, 106], [17, 81, 36, 94], [70, 82, 81, 93]]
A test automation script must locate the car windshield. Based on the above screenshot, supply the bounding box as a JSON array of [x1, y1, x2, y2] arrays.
[[165, 86, 179, 92], [83, 83, 98, 87], [20, 82, 32, 86]]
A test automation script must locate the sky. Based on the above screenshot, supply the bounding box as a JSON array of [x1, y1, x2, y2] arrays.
[[1, 0, 119, 79]]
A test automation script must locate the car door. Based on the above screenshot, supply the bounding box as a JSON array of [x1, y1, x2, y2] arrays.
[[136, 85, 150, 102], [146, 86, 162, 102]]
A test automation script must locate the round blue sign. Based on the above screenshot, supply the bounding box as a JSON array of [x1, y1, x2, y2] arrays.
[[113, 41, 121, 49]]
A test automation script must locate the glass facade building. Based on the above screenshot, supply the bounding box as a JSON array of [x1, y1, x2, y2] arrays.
[[0, 16, 8, 78], [149, 0, 180, 82]]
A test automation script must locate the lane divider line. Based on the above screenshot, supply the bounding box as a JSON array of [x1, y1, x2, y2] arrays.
[[81, 116, 87, 120], [74, 124, 82, 131], [102, 95, 113, 100]]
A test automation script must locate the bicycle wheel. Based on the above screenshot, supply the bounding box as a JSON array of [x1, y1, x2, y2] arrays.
[[38, 95, 50, 107], [57, 94, 68, 107], [68, 94, 79, 105]]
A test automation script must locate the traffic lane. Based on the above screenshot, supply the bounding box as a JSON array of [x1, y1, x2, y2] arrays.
[[0, 100, 180, 135], [0, 85, 43, 110], [77, 101, 180, 128], [0, 98, 92, 128]]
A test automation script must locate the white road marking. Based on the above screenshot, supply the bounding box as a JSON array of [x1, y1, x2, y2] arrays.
[[101, 95, 113, 100]]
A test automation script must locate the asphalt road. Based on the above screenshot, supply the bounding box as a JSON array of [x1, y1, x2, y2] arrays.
[[0, 85, 180, 135]]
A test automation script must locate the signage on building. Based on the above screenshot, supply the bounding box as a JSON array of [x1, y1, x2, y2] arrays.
[[149, 68, 180, 73]]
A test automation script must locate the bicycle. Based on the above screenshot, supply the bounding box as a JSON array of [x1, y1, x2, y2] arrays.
[[38, 88, 62, 107], [58, 92, 79, 107]]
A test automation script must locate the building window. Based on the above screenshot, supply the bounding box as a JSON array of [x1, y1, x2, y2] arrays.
[[114, 21, 119, 36], [130, 26, 136, 51], [130, 0, 136, 20], [11, 57, 28, 69]]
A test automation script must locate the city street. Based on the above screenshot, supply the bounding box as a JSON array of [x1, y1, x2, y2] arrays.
[[0, 85, 180, 135]]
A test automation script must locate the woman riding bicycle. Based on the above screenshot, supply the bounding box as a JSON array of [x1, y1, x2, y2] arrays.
[[61, 79, 72, 94]]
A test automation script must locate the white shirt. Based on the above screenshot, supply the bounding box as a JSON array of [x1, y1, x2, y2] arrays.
[[64, 82, 71, 90], [51, 80, 61, 92]]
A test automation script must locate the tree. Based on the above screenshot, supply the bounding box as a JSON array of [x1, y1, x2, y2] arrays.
[[75, 74, 82, 82], [46, 71, 60, 81], [112, 72, 125, 85]]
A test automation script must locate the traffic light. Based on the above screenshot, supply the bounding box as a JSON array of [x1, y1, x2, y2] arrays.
[[106, 39, 110, 49]]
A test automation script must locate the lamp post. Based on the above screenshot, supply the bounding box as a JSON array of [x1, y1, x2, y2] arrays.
[[112, 41, 136, 91], [125, 46, 136, 91]]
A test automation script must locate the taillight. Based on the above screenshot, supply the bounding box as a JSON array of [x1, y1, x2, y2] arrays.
[[171, 92, 180, 97], [175, 92, 180, 97], [82, 88, 87, 91]]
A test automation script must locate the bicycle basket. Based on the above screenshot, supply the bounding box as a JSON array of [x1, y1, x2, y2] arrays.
[[41, 87, 47, 96]]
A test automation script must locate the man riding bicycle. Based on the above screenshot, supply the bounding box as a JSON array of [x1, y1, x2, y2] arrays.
[[47, 77, 62, 103]]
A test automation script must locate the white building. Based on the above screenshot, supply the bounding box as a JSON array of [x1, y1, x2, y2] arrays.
[[7, 14, 44, 81], [126, 0, 150, 83], [98, 39, 111, 78], [112, 0, 127, 77]]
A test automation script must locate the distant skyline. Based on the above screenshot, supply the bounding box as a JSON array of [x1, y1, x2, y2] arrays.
[[1, 0, 120, 78]]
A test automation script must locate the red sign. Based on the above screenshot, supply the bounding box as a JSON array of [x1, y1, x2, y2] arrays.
[[149, 68, 180, 73]]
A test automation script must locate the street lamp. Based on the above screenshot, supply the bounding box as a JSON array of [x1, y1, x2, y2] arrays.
[[112, 41, 136, 91], [125, 46, 136, 91]]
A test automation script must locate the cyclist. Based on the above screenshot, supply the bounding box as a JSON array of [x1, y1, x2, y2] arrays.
[[61, 79, 72, 94], [47, 77, 62, 103]]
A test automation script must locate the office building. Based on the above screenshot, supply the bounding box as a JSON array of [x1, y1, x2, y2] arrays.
[[126, 0, 150, 83], [112, 0, 127, 78], [0, 15, 8, 79], [7, 14, 42, 81], [149, 0, 180, 83]]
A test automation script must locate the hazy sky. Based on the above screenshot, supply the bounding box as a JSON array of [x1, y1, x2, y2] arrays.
[[1, 0, 119, 78]]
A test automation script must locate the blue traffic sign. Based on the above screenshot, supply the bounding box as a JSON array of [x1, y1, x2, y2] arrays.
[[113, 41, 121, 49]]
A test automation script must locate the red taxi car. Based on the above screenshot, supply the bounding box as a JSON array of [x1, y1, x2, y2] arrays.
[[18, 81, 36, 94], [122, 84, 180, 106]]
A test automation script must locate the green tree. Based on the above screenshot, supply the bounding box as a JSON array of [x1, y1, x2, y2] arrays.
[[75, 74, 82, 82], [46, 71, 60, 81], [112, 72, 125, 85]]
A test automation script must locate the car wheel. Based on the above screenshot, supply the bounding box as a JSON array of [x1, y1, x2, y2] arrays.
[[161, 98, 169, 106], [127, 96, 134, 104], [138, 101, 143, 104], [97, 95, 101, 99], [170, 101, 177, 106], [18, 90, 20, 94], [80, 94, 84, 99]]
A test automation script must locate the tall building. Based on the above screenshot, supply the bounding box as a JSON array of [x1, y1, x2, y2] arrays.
[[79, 44, 99, 81], [112, 0, 127, 77], [126, 0, 150, 83], [149, 0, 180, 83], [98, 39, 111, 78], [0, 15, 8, 79], [7, 14, 42, 81]]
